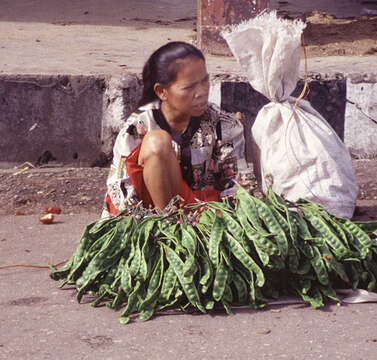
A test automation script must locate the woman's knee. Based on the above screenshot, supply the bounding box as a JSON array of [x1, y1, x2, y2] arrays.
[[139, 130, 174, 163]]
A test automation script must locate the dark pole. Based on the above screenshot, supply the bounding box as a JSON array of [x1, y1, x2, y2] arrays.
[[197, 0, 270, 55]]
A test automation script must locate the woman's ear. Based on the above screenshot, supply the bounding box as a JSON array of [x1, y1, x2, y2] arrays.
[[154, 83, 167, 101]]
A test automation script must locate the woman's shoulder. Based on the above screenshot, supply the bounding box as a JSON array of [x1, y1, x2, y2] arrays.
[[126, 101, 160, 126], [126, 100, 160, 123], [119, 101, 160, 136], [206, 103, 240, 127], [138, 100, 160, 112], [206, 102, 221, 118]]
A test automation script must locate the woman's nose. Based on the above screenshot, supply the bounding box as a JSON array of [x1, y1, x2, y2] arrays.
[[196, 81, 209, 98]]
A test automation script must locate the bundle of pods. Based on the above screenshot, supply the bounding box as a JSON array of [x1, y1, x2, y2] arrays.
[[50, 186, 377, 324]]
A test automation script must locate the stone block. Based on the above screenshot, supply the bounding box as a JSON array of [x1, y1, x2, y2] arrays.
[[2, 69, 376, 168], [101, 74, 141, 158], [220, 81, 268, 162], [345, 77, 377, 158], [219, 78, 347, 161], [292, 77, 346, 140], [0, 75, 105, 166], [0, 73, 141, 167]]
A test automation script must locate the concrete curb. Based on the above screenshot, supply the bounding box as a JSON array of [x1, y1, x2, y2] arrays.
[[0, 73, 140, 167], [215, 73, 377, 161], [1, 63, 377, 167]]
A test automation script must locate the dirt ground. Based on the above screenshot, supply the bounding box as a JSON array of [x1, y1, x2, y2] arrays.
[[303, 11, 377, 57], [1, 160, 377, 223], [1, 2, 377, 76], [0, 166, 109, 217]]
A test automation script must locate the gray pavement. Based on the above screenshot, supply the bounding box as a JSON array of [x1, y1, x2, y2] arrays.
[[1, 214, 377, 360]]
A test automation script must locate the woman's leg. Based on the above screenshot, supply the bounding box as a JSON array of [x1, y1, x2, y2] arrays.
[[138, 130, 181, 210]]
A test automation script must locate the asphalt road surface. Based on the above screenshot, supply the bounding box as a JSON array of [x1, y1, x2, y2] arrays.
[[1, 214, 377, 360]]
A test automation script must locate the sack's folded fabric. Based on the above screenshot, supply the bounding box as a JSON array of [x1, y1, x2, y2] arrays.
[[221, 11, 359, 219]]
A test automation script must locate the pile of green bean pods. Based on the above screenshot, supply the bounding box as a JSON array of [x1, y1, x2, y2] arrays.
[[50, 186, 377, 324]]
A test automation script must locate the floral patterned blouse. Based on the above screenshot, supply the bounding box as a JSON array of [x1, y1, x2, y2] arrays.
[[102, 100, 253, 217]]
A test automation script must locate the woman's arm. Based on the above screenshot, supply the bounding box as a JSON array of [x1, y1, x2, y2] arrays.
[[102, 113, 148, 217], [212, 107, 254, 197]]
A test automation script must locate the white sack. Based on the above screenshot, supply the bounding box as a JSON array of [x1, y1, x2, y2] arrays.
[[222, 11, 358, 218]]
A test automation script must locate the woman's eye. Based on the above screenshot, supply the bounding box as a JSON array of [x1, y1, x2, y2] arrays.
[[183, 76, 208, 90]]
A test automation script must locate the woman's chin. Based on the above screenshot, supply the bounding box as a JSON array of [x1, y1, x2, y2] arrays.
[[192, 104, 208, 117]]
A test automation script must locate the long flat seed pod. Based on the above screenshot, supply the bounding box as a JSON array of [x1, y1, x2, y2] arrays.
[[236, 201, 280, 257], [206, 200, 234, 214], [236, 186, 268, 234], [231, 271, 248, 304], [322, 214, 351, 250], [253, 197, 289, 258], [163, 244, 205, 312], [223, 231, 265, 287], [198, 208, 216, 227], [310, 246, 329, 286], [138, 247, 164, 311], [208, 215, 225, 267], [138, 306, 156, 322], [50, 185, 377, 322], [66, 226, 115, 283], [212, 260, 229, 302], [267, 190, 298, 241], [363, 260, 377, 292], [253, 242, 270, 266], [130, 227, 143, 277], [221, 211, 244, 241], [300, 207, 352, 260], [295, 284, 324, 309], [120, 280, 142, 324], [266, 188, 286, 212], [181, 227, 198, 277], [318, 244, 350, 284], [138, 219, 156, 281], [49, 256, 74, 280], [295, 258, 312, 275], [198, 253, 213, 294], [353, 220, 377, 234], [76, 218, 134, 301], [318, 284, 341, 303], [159, 265, 178, 302], [223, 284, 234, 303], [338, 218, 373, 249]]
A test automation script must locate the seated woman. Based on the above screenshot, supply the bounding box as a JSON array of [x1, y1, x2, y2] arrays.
[[102, 41, 252, 217]]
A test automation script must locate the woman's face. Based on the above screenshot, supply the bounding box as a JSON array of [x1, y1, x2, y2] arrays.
[[161, 56, 210, 119]]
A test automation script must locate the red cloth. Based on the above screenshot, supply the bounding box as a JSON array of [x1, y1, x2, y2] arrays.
[[124, 143, 220, 209], [104, 193, 118, 216]]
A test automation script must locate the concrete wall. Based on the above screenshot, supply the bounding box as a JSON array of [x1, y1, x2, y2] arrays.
[[0, 73, 140, 167], [216, 74, 376, 161], [101, 75, 141, 160], [1, 71, 376, 168], [345, 74, 377, 158]]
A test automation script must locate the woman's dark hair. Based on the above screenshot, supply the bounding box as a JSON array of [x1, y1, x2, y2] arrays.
[[138, 41, 205, 107]]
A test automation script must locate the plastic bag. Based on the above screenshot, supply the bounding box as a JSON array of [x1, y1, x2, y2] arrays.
[[222, 11, 358, 218]]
